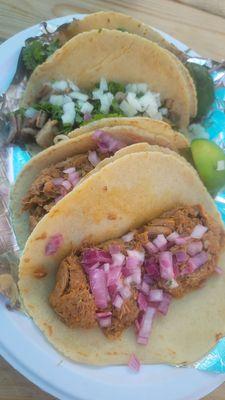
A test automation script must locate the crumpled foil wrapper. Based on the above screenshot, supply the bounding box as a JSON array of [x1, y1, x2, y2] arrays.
[[0, 20, 225, 372]]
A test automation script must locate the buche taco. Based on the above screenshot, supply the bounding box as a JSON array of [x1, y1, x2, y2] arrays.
[[11, 120, 188, 249], [17, 28, 197, 149], [18, 148, 225, 366]]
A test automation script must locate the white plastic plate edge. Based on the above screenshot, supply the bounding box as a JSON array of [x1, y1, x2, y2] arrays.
[[0, 14, 225, 400]]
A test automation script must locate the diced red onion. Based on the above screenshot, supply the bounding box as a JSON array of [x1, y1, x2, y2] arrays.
[[140, 281, 150, 295], [103, 263, 110, 272], [145, 241, 158, 254], [52, 177, 64, 186], [122, 232, 134, 242], [82, 248, 111, 268], [129, 269, 141, 285], [158, 293, 172, 315], [188, 251, 209, 272], [89, 269, 108, 309], [45, 233, 63, 256], [191, 224, 208, 239], [68, 171, 80, 187], [107, 266, 122, 287], [142, 273, 154, 285], [63, 167, 76, 174], [153, 234, 167, 249], [93, 130, 125, 154], [88, 150, 100, 167], [83, 113, 92, 121], [138, 293, 148, 311], [175, 236, 190, 245], [111, 252, 125, 267], [215, 266, 223, 275], [128, 353, 141, 372], [137, 307, 156, 345], [123, 250, 145, 276], [149, 289, 163, 302], [119, 285, 131, 299], [61, 180, 72, 191], [109, 244, 121, 254], [175, 251, 188, 263], [167, 231, 179, 242], [144, 259, 160, 280], [159, 251, 174, 280], [96, 311, 112, 327], [113, 294, 124, 309], [187, 241, 203, 256]]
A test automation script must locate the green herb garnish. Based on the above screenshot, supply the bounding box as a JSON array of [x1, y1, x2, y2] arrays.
[[108, 81, 126, 95], [81, 112, 124, 125], [22, 39, 60, 73], [33, 102, 63, 120]]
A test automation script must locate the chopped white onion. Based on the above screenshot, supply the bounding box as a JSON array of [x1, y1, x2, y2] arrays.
[[80, 101, 94, 114], [24, 107, 38, 118], [49, 95, 64, 106], [52, 80, 68, 91], [99, 77, 108, 92], [69, 91, 89, 101], [62, 102, 76, 125], [120, 99, 137, 117], [68, 80, 80, 92]]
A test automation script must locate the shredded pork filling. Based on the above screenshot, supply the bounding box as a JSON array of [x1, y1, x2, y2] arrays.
[[49, 205, 225, 341]]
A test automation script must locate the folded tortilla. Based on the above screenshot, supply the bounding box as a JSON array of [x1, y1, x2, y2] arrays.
[[11, 121, 188, 250], [21, 29, 195, 128], [61, 11, 197, 119], [19, 149, 225, 366]]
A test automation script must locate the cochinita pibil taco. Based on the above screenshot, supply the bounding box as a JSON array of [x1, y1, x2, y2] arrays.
[[13, 28, 197, 149], [11, 120, 188, 249], [19, 148, 225, 366]]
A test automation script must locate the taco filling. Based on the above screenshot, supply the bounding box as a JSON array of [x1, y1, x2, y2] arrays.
[[22, 130, 125, 230], [49, 205, 225, 343], [12, 78, 169, 148]]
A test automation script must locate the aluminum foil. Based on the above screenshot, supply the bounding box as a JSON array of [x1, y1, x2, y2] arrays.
[[0, 21, 225, 372]]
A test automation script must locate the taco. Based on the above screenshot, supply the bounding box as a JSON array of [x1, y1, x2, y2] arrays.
[[11, 121, 188, 249], [19, 149, 225, 366], [17, 28, 197, 149]]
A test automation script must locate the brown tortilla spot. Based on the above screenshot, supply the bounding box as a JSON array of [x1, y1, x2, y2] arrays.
[[43, 322, 53, 336], [78, 351, 88, 357], [107, 213, 117, 220], [216, 332, 223, 342], [103, 185, 108, 191], [33, 268, 48, 279], [50, 209, 60, 217], [27, 303, 35, 310], [167, 348, 176, 356], [24, 258, 30, 263], [35, 232, 47, 240], [23, 288, 29, 294]]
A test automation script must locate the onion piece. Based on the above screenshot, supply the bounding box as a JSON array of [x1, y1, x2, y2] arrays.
[[175, 251, 188, 263], [153, 234, 167, 249], [119, 285, 131, 299], [149, 289, 163, 302], [159, 251, 174, 280], [188, 251, 209, 272], [167, 231, 179, 242], [97, 316, 112, 328], [187, 241, 203, 256], [82, 248, 111, 268], [137, 307, 156, 345], [140, 281, 150, 295], [122, 232, 134, 242], [89, 269, 108, 309], [128, 353, 141, 372], [111, 252, 125, 268], [158, 293, 172, 315], [138, 292, 148, 311], [61, 180, 72, 191], [45, 233, 63, 256], [145, 241, 158, 254], [52, 177, 64, 186], [113, 294, 124, 309], [88, 150, 100, 167], [191, 224, 208, 239], [93, 130, 125, 154], [107, 266, 122, 287], [63, 167, 76, 174], [83, 113, 92, 121], [144, 259, 160, 280]]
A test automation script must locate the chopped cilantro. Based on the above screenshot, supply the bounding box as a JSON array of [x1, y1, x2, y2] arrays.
[[111, 98, 122, 113], [33, 102, 63, 120], [108, 81, 126, 95], [22, 39, 60, 74]]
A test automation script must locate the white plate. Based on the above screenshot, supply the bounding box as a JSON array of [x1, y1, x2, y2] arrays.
[[0, 14, 225, 400]]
